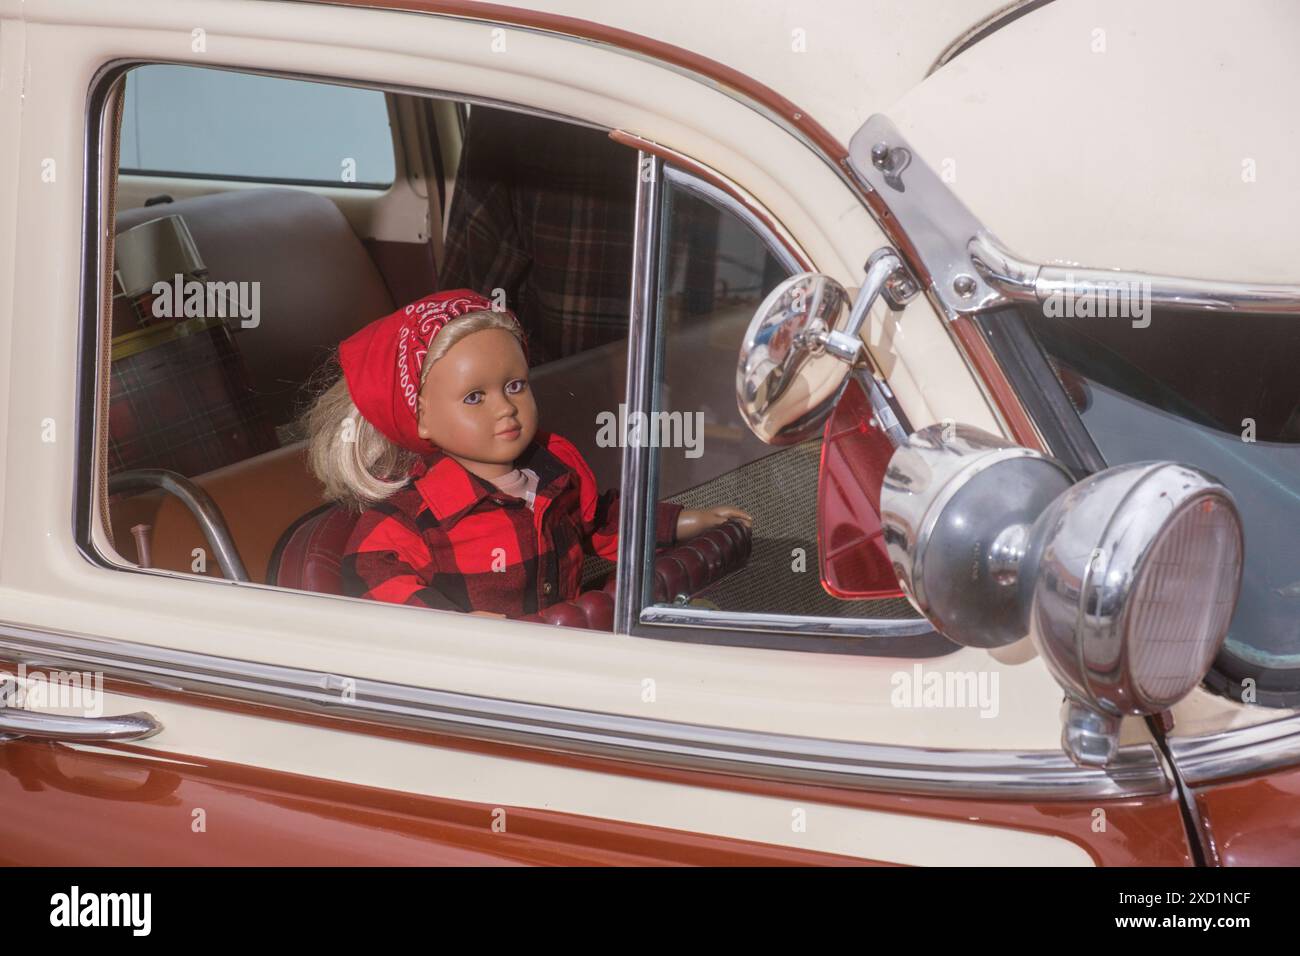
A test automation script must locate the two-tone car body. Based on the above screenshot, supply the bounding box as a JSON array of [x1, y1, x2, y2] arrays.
[[0, 0, 1295, 865]]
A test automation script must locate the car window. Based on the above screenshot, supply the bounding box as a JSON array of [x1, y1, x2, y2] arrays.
[[120, 65, 396, 188], [640, 168, 924, 625], [97, 64, 645, 633], [1029, 306, 1300, 701]]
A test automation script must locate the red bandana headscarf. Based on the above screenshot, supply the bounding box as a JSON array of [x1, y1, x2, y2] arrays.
[[339, 289, 525, 453]]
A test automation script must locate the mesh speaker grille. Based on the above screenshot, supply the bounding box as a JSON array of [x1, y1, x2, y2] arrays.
[[664, 439, 918, 620]]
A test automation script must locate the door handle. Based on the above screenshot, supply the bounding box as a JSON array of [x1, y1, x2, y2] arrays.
[[0, 677, 163, 743]]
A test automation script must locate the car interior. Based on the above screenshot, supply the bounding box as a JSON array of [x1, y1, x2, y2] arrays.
[[101, 63, 920, 635]]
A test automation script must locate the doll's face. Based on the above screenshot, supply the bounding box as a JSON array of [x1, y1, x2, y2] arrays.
[[416, 327, 537, 477]]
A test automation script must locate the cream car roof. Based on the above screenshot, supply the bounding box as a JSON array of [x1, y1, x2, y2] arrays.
[[493, 0, 1017, 145]]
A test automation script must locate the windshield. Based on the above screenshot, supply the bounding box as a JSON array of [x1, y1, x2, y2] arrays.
[[1027, 306, 1300, 704]]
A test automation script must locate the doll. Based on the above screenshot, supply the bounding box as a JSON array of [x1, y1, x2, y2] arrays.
[[305, 289, 752, 618]]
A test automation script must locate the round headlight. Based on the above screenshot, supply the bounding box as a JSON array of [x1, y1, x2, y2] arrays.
[[1029, 462, 1245, 716]]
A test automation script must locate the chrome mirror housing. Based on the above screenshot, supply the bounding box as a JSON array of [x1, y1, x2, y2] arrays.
[[736, 250, 917, 445], [735, 272, 854, 445], [881, 424, 1245, 767]]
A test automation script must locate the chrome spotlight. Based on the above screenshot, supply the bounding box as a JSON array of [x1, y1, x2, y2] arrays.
[[881, 423, 1244, 766], [880, 423, 1075, 648]]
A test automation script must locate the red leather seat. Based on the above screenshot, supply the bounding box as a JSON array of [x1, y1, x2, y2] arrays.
[[268, 507, 751, 631], [265, 505, 359, 594]]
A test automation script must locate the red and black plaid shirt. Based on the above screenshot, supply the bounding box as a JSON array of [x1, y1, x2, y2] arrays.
[[342, 431, 682, 617]]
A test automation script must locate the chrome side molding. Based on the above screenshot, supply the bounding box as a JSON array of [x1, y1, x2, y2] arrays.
[[1169, 714, 1300, 786], [0, 622, 1169, 799]]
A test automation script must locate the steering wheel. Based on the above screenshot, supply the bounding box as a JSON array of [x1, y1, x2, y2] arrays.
[[108, 468, 250, 582]]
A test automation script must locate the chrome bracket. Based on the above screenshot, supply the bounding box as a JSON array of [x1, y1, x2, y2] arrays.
[[850, 115, 1008, 319], [851, 113, 1300, 320]]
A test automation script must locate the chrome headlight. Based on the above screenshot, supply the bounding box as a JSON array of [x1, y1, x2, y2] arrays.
[[1029, 462, 1244, 763], [881, 424, 1244, 766]]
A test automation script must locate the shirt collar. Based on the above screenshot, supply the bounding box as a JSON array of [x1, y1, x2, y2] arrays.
[[411, 434, 572, 526]]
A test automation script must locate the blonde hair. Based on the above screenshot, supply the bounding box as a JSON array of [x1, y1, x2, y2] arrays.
[[305, 310, 526, 511]]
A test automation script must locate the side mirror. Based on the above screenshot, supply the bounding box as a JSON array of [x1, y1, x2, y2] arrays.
[[736, 250, 916, 446], [881, 423, 1245, 767]]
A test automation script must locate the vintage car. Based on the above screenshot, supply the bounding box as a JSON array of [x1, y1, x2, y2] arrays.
[[0, 0, 1295, 867]]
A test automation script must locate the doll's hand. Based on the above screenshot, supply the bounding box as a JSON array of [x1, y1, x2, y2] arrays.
[[676, 505, 753, 541]]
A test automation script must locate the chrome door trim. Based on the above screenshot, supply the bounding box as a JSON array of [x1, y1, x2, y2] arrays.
[[614, 150, 664, 635], [1168, 714, 1300, 786], [0, 622, 1169, 799], [848, 114, 1300, 320], [639, 606, 934, 638]]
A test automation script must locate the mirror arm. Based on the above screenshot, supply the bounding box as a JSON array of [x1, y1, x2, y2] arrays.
[[843, 248, 918, 339], [839, 249, 917, 447]]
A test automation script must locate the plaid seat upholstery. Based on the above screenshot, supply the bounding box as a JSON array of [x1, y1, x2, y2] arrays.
[[441, 105, 639, 366], [108, 323, 278, 478]]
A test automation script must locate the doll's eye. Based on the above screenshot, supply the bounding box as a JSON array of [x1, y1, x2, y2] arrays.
[[505, 378, 528, 395], [463, 390, 485, 405]]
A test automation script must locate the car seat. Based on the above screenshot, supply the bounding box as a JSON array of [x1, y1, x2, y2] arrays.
[[266, 505, 751, 630]]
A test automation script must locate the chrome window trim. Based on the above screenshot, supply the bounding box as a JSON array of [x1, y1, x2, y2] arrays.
[[613, 150, 664, 635], [639, 606, 933, 639], [627, 161, 938, 643], [1168, 714, 1300, 787], [660, 164, 803, 275], [0, 621, 1169, 799]]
